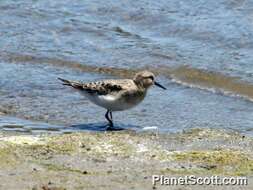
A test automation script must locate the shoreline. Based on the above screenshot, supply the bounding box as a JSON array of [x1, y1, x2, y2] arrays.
[[0, 128, 253, 190]]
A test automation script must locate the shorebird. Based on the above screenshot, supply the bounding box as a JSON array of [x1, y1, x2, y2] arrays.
[[58, 71, 166, 129]]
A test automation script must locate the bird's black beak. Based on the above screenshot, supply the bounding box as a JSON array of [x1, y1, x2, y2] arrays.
[[154, 81, 166, 90]]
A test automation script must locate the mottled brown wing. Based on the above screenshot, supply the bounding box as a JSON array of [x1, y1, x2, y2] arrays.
[[59, 78, 124, 95], [82, 81, 123, 95]]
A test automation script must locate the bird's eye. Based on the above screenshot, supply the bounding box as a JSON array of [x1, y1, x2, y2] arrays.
[[148, 76, 154, 81]]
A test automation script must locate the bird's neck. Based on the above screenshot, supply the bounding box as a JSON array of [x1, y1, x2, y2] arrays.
[[133, 80, 149, 92]]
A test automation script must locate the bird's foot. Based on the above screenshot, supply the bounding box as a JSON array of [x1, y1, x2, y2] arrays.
[[106, 126, 115, 131], [106, 122, 114, 131], [106, 123, 125, 131]]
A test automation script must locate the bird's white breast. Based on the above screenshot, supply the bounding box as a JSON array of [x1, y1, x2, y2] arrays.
[[81, 92, 143, 111]]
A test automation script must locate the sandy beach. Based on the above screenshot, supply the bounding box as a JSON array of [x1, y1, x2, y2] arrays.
[[0, 128, 252, 190]]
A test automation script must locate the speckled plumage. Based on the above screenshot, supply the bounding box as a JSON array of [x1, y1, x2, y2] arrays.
[[58, 70, 166, 128]]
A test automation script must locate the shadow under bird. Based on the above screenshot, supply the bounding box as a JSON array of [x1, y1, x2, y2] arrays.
[[58, 70, 166, 129]]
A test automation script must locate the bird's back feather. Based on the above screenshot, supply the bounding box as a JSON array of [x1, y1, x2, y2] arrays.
[[58, 78, 128, 95]]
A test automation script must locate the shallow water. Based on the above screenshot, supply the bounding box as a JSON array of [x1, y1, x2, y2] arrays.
[[1, 0, 253, 135]]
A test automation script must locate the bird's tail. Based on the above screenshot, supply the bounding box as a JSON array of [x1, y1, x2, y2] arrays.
[[58, 78, 83, 90]]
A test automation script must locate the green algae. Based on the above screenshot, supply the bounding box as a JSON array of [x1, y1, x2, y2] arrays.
[[172, 150, 253, 176], [179, 128, 240, 141], [43, 133, 137, 158], [0, 144, 19, 168]]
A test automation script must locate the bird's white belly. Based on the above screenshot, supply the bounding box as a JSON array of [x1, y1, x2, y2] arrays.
[[82, 93, 141, 111]]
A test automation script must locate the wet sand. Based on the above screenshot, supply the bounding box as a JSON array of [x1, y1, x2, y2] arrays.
[[0, 128, 252, 190]]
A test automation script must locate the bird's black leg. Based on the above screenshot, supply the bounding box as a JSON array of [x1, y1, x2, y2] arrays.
[[105, 110, 114, 128], [105, 110, 110, 123], [109, 111, 113, 121]]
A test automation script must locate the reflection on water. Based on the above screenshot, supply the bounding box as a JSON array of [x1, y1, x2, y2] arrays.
[[0, 116, 143, 134], [0, 116, 66, 134], [69, 123, 140, 132]]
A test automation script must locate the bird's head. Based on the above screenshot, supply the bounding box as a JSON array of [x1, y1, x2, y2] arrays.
[[133, 70, 166, 90]]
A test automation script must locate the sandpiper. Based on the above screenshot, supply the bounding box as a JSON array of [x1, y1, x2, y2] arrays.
[[58, 70, 166, 128]]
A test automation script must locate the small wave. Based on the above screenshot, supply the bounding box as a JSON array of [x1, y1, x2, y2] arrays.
[[167, 65, 253, 102], [171, 77, 253, 102], [112, 26, 144, 40], [1, 52, 137, 78], [3, 52, 253, 102]]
